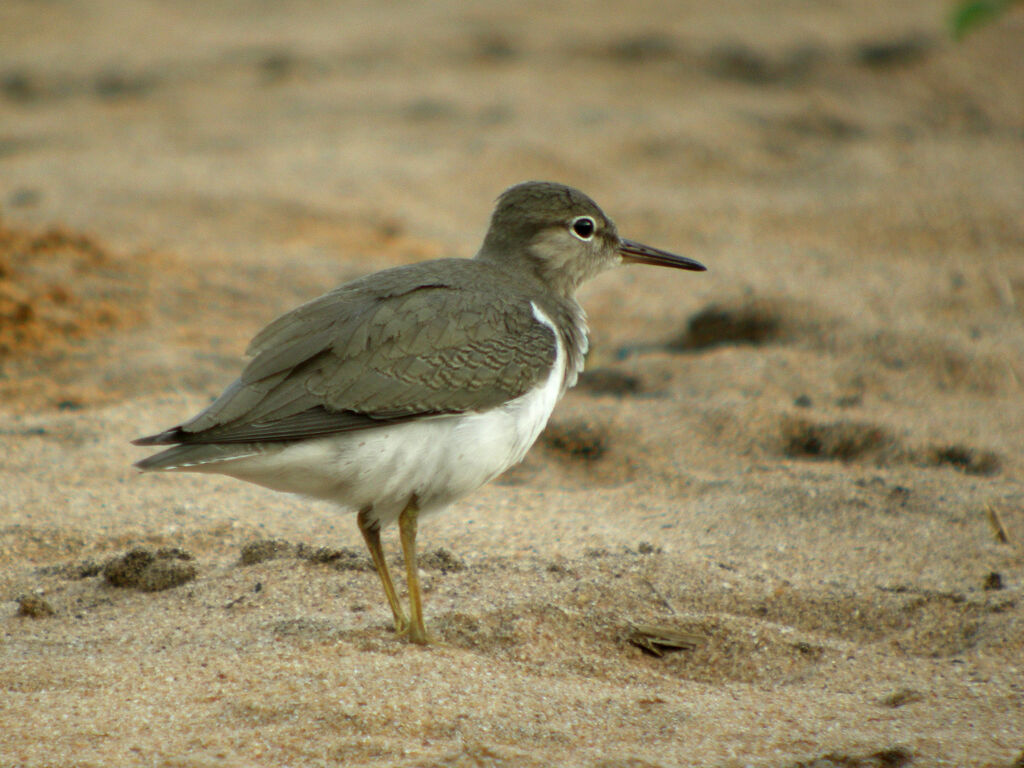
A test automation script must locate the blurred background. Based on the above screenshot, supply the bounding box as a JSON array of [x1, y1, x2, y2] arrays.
[[2, 0, 1021, 408]]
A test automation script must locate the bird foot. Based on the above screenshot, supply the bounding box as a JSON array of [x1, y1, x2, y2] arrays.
[[397, 622, 432, 645]]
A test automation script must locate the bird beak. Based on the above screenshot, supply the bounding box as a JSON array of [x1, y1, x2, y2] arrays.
[[619, 239, 706, 271]]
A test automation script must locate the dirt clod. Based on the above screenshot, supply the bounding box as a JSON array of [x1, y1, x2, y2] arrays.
[[925, 444, 1001, 476], [239, 538, 295, 565], [790, 747, 913, 768], [419, 547, 465, 573], [782, 416, 892, 461], [983, 572, 1004, 591], [16, 594, 55, 617], [542, 419, 609, 462], [296, 544, 373, 571], [575, 368, 644, 396], [673, 302, 781, 350], [103, 547, 197, 591]]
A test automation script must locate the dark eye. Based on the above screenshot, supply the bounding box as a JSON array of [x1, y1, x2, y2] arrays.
[[571, 216, 596, 240]]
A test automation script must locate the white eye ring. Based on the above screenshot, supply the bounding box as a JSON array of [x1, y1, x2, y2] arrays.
[[570, 216, 596, 241]]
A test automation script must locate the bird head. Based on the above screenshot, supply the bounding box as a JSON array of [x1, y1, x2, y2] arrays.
[[477, 181, 705, 297]]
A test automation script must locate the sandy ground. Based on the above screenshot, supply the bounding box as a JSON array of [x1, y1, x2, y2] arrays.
[[2, 2, 1023, 766]]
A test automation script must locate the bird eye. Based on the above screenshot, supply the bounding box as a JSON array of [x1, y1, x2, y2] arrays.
[[570, 216, 596, 240]]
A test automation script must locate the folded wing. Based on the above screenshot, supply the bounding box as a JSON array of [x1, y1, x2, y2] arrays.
[[134, 263, 558, 447]]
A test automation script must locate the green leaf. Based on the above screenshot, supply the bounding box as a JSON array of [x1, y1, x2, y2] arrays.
[[950, 0, 1019, 40]]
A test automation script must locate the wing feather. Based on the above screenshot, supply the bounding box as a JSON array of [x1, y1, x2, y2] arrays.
[[135, 261, 559, 447]]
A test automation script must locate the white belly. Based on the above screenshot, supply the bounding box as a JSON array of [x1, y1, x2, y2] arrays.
[[205, 303, 569, 528]]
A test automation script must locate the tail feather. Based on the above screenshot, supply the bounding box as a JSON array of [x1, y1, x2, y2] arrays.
[[132, 426, 188, 446], [134, 443, 262, 471]]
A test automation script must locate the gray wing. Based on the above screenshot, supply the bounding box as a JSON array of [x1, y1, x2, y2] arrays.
[[134, 265, 557, 446]]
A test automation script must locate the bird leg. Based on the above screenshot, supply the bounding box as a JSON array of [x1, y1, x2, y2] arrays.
[[398, 499, 430, 644], [357, 508, 409, 634]]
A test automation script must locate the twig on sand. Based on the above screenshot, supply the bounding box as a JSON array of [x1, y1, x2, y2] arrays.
[[986, 503, 1012, 544]]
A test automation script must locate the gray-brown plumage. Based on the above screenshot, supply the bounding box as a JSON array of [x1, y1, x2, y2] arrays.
[[134, 181, 705, 643], [137, 261, 563, 450]]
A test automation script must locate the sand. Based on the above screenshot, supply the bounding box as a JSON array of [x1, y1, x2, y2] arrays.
[[1, 1, 1022, 766]]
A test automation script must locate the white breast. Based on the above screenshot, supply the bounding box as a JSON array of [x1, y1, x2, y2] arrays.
[[204, 302, 571, 529]]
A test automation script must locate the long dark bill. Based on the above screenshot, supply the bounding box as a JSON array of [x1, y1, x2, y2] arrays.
[[619, 239, 706, 271]]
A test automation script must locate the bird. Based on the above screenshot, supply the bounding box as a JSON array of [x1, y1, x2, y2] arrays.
[[133, 181, 706, 644]]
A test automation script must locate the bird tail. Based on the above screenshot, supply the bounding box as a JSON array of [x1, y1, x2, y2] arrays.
[[133, 443, 261, 471]]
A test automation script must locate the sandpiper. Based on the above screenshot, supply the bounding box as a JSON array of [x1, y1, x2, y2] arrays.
[[134, 181, 706, 643]]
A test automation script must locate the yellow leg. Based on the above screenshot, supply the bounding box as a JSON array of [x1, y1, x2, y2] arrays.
[[399, 501, 430, 644], [357, 509, 408, 634]]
